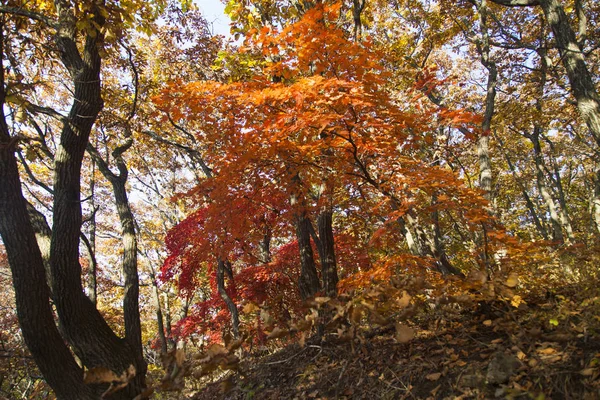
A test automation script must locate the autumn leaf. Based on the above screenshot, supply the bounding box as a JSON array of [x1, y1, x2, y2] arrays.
[[267, 327, 289, 340], [505, 273, 519, 288], [426, 372, 442, 381], [83, 367, 120, 385], [395, 323, 415, 343]]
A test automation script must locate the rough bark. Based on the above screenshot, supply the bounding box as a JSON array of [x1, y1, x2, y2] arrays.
[[25, 201, 54, 290], [475, 0, 496, 204], [25, 2, 143, 397], [88, 144, 146, 386], [86, 160, 97, 305], [295, 213, 321, 299], [317, 209, 338, 297], [0, 28, 95, 398]]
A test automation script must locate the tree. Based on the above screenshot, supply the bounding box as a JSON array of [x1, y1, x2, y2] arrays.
[[0, 0, 167, 397]]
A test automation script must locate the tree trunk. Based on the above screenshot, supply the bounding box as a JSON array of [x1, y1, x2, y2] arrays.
[[86, 160, 97, 305], [317, 209, 338, 297], [149, 267, 168, 356], [495, 133, 549, 239], [51, 3, 143, 397], [530, 130, 565, 242], [295, 213, 321, 299], [88, 144, 146, 388], [593, 167, 600, 234], [216, 259, 240, 338], [490, 0, 600, 148], [0, 64, 95, 400], [537, 0, 600, 148]]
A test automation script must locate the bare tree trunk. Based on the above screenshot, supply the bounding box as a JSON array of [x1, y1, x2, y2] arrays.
[[530, 131, 565, 242]]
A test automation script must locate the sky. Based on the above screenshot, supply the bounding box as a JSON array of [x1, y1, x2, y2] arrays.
[[195, 0, 232, 37]]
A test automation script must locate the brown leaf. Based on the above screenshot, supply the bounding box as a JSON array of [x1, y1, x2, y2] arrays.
[[227, 338, 244, 352], [426, 372, 441, 381], [298, 332, 306, 348], [83, 367, 119, 385], [350, 305, 364, 325], [314, 296, 331, 305], [221, 376, 234, 394], [395, 323, 415, 343], [267, 327, 289, 339], [206, 343, 228, 358], [580, 368, 596, 376], [396, 291, 411, 308]]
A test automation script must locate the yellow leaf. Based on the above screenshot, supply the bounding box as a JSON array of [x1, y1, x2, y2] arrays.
[[511, 295, 525, 308], [505, 272, 519, 288], [242, 302, 260, 314], [483, 319, 492, 326]]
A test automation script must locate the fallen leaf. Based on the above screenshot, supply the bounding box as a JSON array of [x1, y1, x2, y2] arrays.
[[580, 368, 596, 376], [426, 372, 441, 381], [395, 323, 415, 343], [483, 320, 492, 326], [537, 347, 557, 355]]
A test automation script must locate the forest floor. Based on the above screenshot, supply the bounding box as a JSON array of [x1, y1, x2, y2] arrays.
[[191, 284, 600, 400]]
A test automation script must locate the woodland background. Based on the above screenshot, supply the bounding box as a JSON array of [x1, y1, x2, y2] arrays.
[[0, 0, 600, 398]]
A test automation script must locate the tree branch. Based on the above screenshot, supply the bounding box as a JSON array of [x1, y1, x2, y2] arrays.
[[0, 6, 58, 28], [488, 0, 539, 6]]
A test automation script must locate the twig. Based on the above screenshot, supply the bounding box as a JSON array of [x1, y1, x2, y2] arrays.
[[265, 345, 321, 365], [334, 359, 350, 398]]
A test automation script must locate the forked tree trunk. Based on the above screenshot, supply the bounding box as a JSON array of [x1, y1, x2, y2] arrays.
[[89, 145, 146, 387], [0, 59, 95, 399], [295, 213, 321, 299]]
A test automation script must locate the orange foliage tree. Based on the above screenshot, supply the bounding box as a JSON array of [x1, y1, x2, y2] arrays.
[[155, 1, 495, 343]]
